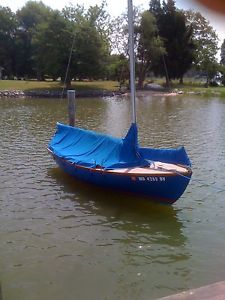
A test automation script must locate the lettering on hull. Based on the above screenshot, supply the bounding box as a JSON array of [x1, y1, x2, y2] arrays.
[[133, 177, 166, 182]]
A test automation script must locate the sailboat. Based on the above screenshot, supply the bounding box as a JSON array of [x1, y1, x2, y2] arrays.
[[48, 0, 192, 205]]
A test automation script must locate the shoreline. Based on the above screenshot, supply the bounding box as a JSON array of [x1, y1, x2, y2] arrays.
[[0, 88, 224, 98], [0, 89, 125, 98]]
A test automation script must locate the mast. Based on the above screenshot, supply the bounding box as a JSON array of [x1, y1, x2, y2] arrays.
[[127, 0, 137, 125]]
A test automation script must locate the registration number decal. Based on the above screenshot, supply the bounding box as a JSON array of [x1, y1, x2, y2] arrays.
[[136, 176, 166, 182]]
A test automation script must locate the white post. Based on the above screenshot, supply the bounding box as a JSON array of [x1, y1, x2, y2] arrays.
[[127, 0, 137, 124], [67, 90, 76, 126]]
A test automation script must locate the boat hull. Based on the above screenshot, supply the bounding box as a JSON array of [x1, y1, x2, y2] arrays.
[[50, 152, 192, 205]]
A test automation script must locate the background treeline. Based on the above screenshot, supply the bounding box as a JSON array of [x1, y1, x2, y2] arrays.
[[0, 0, 225, 88]]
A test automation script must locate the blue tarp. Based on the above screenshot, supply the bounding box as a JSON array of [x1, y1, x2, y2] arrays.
[[49, 123, 149, 169], [49, 123, 191, 169], [139, 146, 191, 166]]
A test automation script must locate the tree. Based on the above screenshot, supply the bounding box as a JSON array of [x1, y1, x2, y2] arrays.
[[184, 10, 219, 86], [32, 10, 73, 83], [106, 54, 129, 85], [59, 4, 110, 83], [162, 0, 176, 13], [220, 39, 225, 86], [110, 6, 159, 88], [149, 0, 162, 15], [30, 3, 110, 85], [0, 6, 17, 78], [220, 39, 225, 66], [63, 3, 110, 81], [151, 1, 195, 85], [136, 10, 165, 88], [16, 1, 52, 79], [78, 3, 110, 79], [72, 19, 109, 80], [17, 1, 51, 30], [86, 1, 111, 39], [109, 13, 128, 55]]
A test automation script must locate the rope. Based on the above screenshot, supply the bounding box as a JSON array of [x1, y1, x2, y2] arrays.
[[162, 55, 171, 90], [61, 34, 76, 98]]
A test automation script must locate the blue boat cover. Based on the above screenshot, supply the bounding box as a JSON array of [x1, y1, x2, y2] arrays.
[[139, 146, 191, 166], [49, 123, 149, 169], [49, 123, 191, 169]]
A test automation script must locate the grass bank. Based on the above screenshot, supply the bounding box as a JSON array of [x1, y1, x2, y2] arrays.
[[153, 78, 225, 97], [0, 79, 225, 97], [180, 86, 225, 97], [171, 81, 225, 97], [0, 80, 119, 92]]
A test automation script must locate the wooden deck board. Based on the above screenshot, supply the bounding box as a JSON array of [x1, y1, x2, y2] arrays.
[[158, 281, 225, 300]]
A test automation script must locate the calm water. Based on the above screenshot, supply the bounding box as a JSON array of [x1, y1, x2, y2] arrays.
[[0, 94, 225, 300]]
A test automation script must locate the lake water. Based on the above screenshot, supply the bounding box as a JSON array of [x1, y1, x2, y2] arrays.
[[0, 93, 225, 300]]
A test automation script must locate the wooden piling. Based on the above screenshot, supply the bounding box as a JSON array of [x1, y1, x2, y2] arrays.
[[67, 90, 75, 127]]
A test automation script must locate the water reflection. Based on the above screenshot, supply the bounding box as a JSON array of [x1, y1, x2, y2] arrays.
[[56, 169, 187, 239], [47, 166, 191, 299]]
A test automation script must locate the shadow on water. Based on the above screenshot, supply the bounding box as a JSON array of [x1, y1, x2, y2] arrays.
[[48, 167, 187, 247]]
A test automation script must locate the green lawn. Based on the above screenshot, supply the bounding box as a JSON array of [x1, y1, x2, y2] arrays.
[[153, 78, 225, 97], [1, 79, 225, 97], [178, 86, 225, 97], [0, 80, 119, 91], [171, 81, 225, 97]]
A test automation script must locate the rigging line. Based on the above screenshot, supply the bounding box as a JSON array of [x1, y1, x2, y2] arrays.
[[162, 55, 170, 90], [155, 28, 170, 91], [61, 33, 76, 99]]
